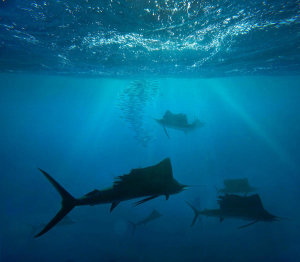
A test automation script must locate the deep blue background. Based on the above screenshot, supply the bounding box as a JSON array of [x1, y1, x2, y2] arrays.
[[0, 74, 300, 261]]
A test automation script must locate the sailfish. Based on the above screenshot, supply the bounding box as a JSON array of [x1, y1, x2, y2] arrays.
[[155, 110, 204, 138], [128, 209, 162, 234], [35, 158, 186, 237], [186, 194, 279, 228]]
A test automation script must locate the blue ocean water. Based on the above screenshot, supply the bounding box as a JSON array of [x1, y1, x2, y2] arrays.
[[1, 1, 300, 262]]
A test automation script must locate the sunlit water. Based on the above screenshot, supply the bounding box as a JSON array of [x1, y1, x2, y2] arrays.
[[0, 0, 299, 77]]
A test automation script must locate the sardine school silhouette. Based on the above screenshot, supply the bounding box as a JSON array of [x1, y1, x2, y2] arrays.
[[35, 158, 186, 237]]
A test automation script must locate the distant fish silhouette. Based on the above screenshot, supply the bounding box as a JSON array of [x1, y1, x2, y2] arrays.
[[35, 158, 187, 237], [218, 178, 256, 195], [128, 209, 162, 234], [155, 110, 204, 137], [186, 194, 279, 228]]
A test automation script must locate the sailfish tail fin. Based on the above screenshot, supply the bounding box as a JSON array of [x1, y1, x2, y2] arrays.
[[35, 168, 77, 238], [185, 201, 200, 227]]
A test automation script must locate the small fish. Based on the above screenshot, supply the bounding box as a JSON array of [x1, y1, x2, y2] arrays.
[[128, 209, 162, 234]]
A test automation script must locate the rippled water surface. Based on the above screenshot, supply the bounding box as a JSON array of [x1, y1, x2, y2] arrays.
[[1, 0, 299, 76]]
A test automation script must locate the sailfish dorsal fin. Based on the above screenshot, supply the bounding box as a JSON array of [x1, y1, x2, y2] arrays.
[[113, 158, 173, 192]]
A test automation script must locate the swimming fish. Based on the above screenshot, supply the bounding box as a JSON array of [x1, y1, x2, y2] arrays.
[[186, 194, 279, 228], [155, 110, 204, 137], [128, 209, 162, 234], [35, 158, 186, 237]]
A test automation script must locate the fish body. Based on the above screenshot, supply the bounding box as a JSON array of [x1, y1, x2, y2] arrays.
[[35, 158, 186, 237], [199, 207, 276, 222], [156, 119, 202, 132], [155, 110, 204, 137], [186, 194, 278, 228], [128, 209, 162, 235]]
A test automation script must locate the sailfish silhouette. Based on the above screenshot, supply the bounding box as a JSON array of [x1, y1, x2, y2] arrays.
[[128, 209, 162, 234], [186, 194, 279, 228], [155, 110, 204, 138], [35, 158, 186, 237]]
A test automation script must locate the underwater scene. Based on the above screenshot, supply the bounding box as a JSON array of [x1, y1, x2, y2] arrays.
[[1, 1, 300, 262]]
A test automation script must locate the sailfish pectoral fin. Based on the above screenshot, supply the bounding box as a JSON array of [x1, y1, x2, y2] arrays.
[[134, 195, 159, 206], [238, 220, 259, 229], [110, 201, 120, 212]]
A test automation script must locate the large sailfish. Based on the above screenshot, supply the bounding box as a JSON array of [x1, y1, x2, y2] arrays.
[[35, 158, 186, 237]]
